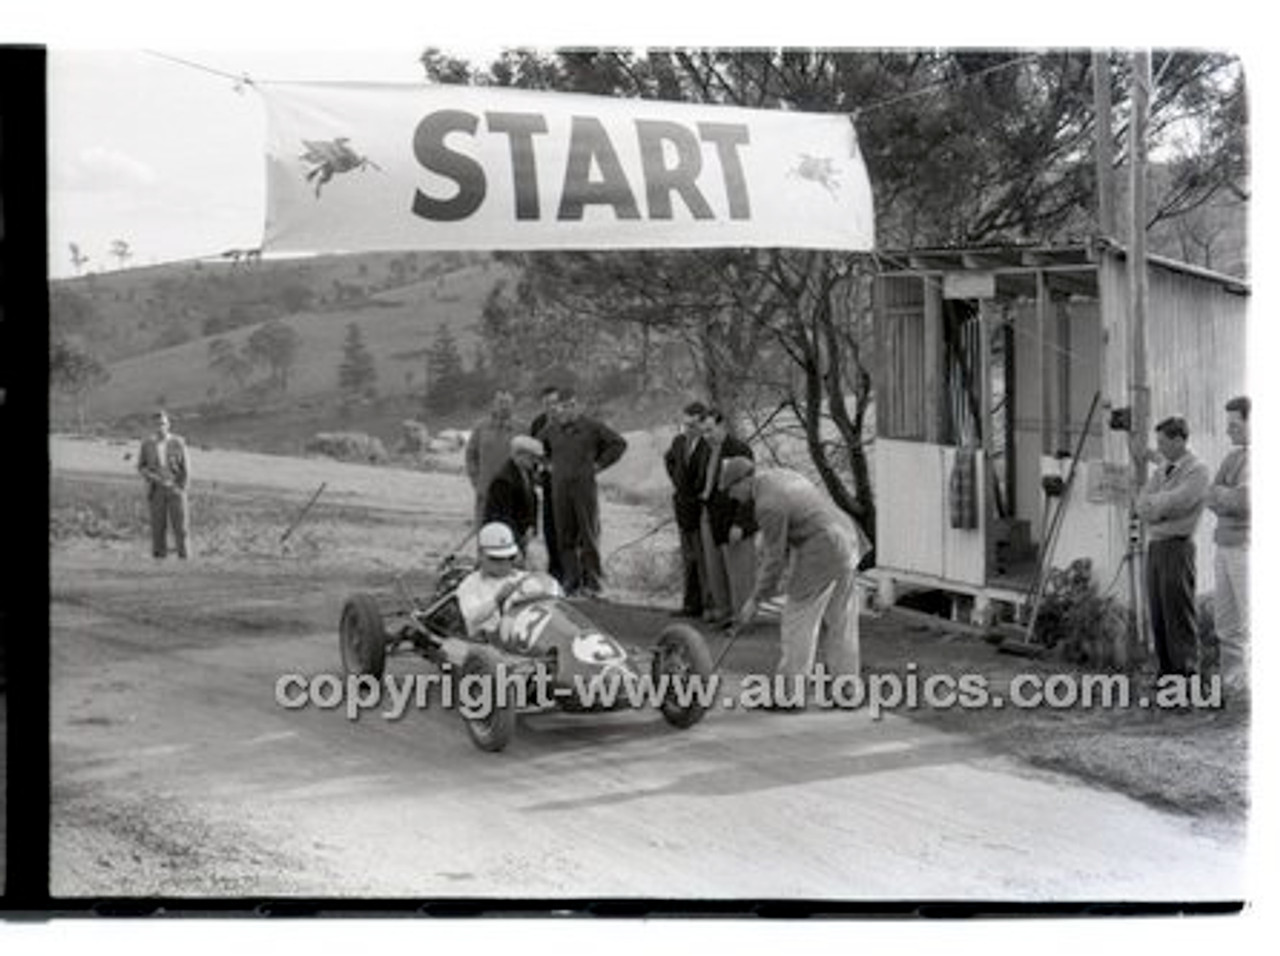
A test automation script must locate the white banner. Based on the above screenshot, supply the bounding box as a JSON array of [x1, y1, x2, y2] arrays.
[[259, 82, 874, 253]]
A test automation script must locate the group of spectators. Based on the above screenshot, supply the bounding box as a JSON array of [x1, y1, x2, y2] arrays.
[[1136, 396, 1251, 698], [134, 387, 1250, 704], [465, 384, 627, 599], [666, 401, 869, 697], [460, 392, 870, 699]]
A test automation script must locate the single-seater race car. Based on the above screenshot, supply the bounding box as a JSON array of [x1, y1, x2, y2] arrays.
[[339, 556, 714, 752]]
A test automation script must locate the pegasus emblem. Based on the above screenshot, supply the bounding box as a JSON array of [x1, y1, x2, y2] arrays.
[[300, 138, 382, 198], [790, 153, 842, 198]]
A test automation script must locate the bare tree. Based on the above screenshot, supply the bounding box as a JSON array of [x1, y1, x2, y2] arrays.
[[68, 242, 90, 275], [109, 239, 132, 271]]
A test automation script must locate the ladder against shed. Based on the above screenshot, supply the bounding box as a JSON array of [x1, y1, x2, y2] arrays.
[[870, 241, 1248, 626]]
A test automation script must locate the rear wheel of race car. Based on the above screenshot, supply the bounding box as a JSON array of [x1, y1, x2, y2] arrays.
[[339, 593, 387, 679], [653, 623, 714, 729], [459, 646, 516, 752]]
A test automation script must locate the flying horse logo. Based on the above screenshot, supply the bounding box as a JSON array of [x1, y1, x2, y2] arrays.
[[300, 138, 382, 197], [789, 153, 842, 199]]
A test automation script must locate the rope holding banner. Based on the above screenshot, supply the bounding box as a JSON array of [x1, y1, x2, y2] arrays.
[[142, 49, 259, 94]]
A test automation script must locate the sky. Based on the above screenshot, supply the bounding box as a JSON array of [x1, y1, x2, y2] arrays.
[[46, 47, 436, 276]]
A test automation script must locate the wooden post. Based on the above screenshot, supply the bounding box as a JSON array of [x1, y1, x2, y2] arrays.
[[1128, 50, 1152, 654], [924, 274, 944, 444], [1129, 50, 1151, 482], [1037, 271, 1050, 461], [1056, 296, 1071, 456], [1093, 51, 1117, 240]]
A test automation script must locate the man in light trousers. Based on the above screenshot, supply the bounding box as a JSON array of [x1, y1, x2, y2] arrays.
[[1206, 396, 1250, 695], [723, 458, 864, 702]]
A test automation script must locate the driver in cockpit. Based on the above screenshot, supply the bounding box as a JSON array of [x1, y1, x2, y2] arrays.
[[455, 522, 561, 639]]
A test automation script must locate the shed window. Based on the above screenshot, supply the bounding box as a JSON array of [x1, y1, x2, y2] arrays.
[[877, 276, 927, 440]]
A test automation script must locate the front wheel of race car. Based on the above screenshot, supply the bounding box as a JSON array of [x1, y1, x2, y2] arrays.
[[339, 593, 387, 679], [652, 624, 714, 729], [459, 646, 516, 752]]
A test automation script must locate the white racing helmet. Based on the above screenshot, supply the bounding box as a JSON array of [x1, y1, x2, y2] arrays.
[[477, 521, 519, 559]]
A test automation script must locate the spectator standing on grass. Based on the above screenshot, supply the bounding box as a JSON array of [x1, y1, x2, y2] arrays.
[[136, 409, 191, 560], [663, 401, 709, 618], [530, 384, 563, 582], [538, 388, 627, 597], [1135, 416, 1211, 678], [465, 389, 517, 526], [484, 435, 546, 566], [1206, 396, 1250, 695], [698, 408, 753, 627], [723, 458, 864, 700]]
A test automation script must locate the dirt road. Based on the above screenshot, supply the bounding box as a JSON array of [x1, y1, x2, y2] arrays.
[[48, 438, 1246, 901]]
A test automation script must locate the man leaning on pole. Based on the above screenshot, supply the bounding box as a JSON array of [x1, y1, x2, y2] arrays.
[[1135, 416, 1211, 679]]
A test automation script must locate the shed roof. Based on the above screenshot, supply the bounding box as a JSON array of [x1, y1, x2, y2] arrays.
[[871, 239, 1250, 296]]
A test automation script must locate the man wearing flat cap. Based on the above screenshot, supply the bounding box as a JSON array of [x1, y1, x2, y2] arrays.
[[484, 434, 545, 561], [722, 457, 865, 699], [1136, 416, 1211, 678]]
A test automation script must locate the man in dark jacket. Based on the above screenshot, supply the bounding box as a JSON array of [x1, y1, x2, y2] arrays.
[[484, 435, 544, 555], [539, 388, 628, 596], [663, 401, 709, 617], [530, 385, 562, 581], [699, 408, 754, 625], [137, 409, 191, 559]]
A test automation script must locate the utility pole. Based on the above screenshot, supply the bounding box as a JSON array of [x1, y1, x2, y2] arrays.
[[1129, 50, 1151, 472], [1093, 51, 1117, 240], [1128, 50, 1152, 656]]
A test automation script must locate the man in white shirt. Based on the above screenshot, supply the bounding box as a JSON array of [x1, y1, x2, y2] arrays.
[[455, 522, 533, 639]]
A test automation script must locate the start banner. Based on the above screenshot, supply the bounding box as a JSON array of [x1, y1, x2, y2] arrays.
[[259, 82, 874, 253]]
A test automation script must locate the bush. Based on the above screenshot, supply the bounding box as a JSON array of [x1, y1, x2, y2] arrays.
[[398, 419, 431, 455], [305, 431, 389, 464], [1033, 558, 1145, 669]]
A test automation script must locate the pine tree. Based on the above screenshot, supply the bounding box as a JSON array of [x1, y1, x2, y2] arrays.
[[425, 322, 464, 414], [338, 322, 378, 398]]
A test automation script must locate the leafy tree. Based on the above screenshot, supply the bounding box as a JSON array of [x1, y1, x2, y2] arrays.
[[427, 47, 1245, 548], [50, 337, 110, 430], [207, 337, 252, 391], [338, 322, 378, 398], [245, 319, 302, 391]]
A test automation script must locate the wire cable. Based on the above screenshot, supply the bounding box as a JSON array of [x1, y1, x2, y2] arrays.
[[142, 49, 256, 91]]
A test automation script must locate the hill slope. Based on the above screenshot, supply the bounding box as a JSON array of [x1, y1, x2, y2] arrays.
[[85, 260, 510, 421]]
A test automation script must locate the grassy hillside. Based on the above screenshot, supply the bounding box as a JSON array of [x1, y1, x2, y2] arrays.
[[85, 261, 507, 418], [52, 250, 490, 362], [53, 247, 703, 453]]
